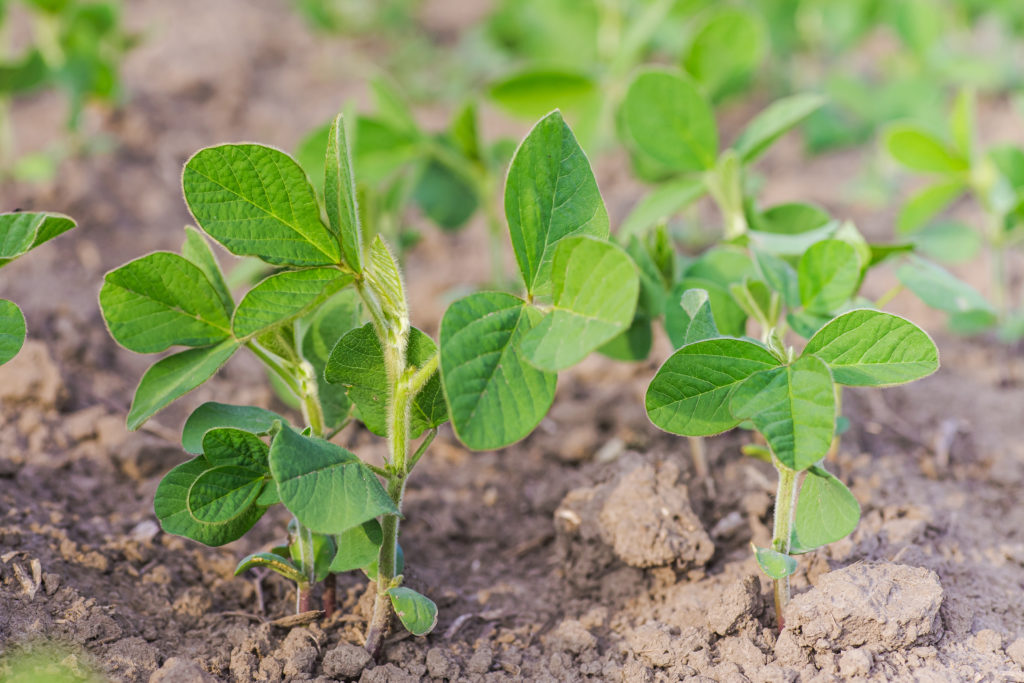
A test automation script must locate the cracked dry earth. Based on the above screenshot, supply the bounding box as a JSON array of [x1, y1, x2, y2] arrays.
[[1, 0, 1024, 681]]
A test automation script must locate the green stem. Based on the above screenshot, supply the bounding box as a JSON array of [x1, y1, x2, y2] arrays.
[[246, 342, 303, 398], [771, 463, 799, 630], [874, 283, 904, 309], [407, 429, 437, 473]]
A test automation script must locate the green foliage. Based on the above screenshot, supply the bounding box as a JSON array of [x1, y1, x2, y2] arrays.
[[387, 587, 438, 636]]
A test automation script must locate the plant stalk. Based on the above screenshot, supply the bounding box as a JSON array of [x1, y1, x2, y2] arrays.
[[771, 463, 799, 630]]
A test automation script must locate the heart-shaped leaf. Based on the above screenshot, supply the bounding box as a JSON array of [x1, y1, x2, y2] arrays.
[[798, 240, 860, 314], [187, 464, 265, 524], [754, 546, 797, 579], [803, 309, 939, 386], [519, 236, 639, 371], [155, 457, 265, 547], [387, 587, 438, 636], [505, 111, 609, 295], [646, 338, 781, 437], [201, 428, 270, 472], [268, 424, 398, 534], [683, 8, 764, 100], [440, 292, 556, 450], [791, 465, 861, 553], [183, 144, 340, 266]]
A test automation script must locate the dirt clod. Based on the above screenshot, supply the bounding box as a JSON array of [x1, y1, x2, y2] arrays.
[[708, 575, 763, 636], [149, 657, 216, 683], [543, 618, 597, 654], [786, 563, 944, 653], [838, 646, 873, 677], [105, 636, 160, 681], [425, 647, 460, 679], [322, 642, 372, 679]]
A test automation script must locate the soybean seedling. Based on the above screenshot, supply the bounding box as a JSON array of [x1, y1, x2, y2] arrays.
[[646, 292, 939, 628], [0, 0, 132, 179], [484, 0, 766, 151], [885, 89, 1024, 339], [0, 211, 76, 364], [99, 108, 637, 656]]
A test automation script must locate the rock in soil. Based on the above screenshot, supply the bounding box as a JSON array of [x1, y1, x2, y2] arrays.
[[322, 642, 373, 679], [555, 457, 714, 587], [785, 563, 944, 653]]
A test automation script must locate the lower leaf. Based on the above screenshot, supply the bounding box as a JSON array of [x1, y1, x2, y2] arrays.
[[0, 299, 26, 366], [387, 586, 438, 636]]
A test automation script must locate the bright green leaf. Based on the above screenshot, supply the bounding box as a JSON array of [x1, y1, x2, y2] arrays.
[[754, 203, 831, 235], [326, 114, 364, 272], [804, 309, 939, 386], [387, 587, 438, 636], [0, 300, 25, 366], [100, 253, 233, 353], [798, 240, 861, 314], [754, 546, 797, 579], [646, 338, 781, 436], [0, 212, 76, 266], [183, 144, 340, 266], [621, 69, 717, 173], [730, 355, 836, 471], [618, 177, 706, 240], [597, 313, 653, 361], [675, 277, 747, 337], [268, 423, 398, 534], [897, 180, 965, 235], [330, 520, 383, 573], [885, 124, 967, 174], [683, 8, 764, 100], [792, 465, 860, 553], [128, 339, 239, 430], [300, 290, 361, 430], [489, 69, 597, 120], [232, 268, 353, 339], [896, 256, 993, 317], [440, 292, 556, 451], [235, 552, 307, 585], [181, 227, 234, 317], [664, 288, 719, 348], [733, 93, 825, 162], [519, 237, 639, 371], [505, 111, 609, 295], [753, 249, 800, 308]]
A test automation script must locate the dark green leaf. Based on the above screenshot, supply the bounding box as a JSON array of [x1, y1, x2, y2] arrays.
[[330, 520, 383, 573], [232, 268, 353, 339], [182, 403, 281, 455]]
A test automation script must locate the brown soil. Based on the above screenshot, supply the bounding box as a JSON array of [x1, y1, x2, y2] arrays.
[[2, 1, 1024, 681]]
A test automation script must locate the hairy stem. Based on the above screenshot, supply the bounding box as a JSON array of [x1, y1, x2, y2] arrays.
[[771, 464, 799, 630]]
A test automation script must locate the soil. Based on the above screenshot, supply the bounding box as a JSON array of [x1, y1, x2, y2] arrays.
[[2, 1, 1024, 681]]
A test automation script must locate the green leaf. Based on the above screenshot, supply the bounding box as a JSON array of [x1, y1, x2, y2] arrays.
[[950, 89, 975, 161], [754, 203, 831, 235], [364, 543, 404, 582], [187, 465, 265, 524], [730, 355, 835, 471], [201, 427, 270, 471], [300, 290, 361, 430], [295, 122, 331, 197], [99, 253, 233, 353], [733, 94, 825, 162], [235, 552, 307, 585], [182, 403, 281, 455], [896, 256, 993, 317], [597, 313, 653, 361], [155, 457, 265, 547], [232, 268, 353, 339], [183, 144, 340, 266], [753, 249, 800, 308], [0, 300, 25, 366], [519, 237, 639, 371], [413, 154, 479, 230], [646, 338, 781, 436], [256, 482, 281, 506], [330, 520, 383, 573], [675, 277, 747, 338], [127, 339, 240, 430], [181, 226, 234, 316], [682, 8, 764, 100], [287, 520, 336, 583], [618, 178, 706, 239], [885, 124, 967, 174], [621, 69, 717, 173], [324, 324, 446, 437], [387, 587, 438, 637], [798, 240, 861, 314], [489, 69, 597, 120], [440, 292, 556, 450], [897, 180, 965, 235], [268, 423, 398, 534], [754, 546, 797, 579], [664, 288, 719, 348], [990, 145, 1024, 191], [326, 114, 364, 272], [0, 212, 76, 266], [505, 111, 609, 295], [792, 465, 860, 553], [804, 309, 939, 386], [0, 50, 47, 95]]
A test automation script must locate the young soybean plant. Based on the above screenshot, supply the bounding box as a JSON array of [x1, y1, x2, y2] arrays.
[[0, 211, 76, 363], [646, 294, 938, 628], [98, 109, 637, 655]]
